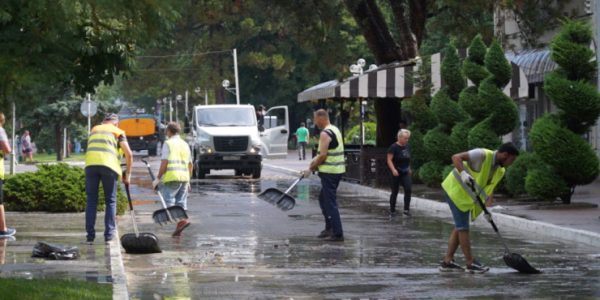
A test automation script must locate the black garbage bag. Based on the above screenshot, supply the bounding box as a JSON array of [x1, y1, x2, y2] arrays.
[[32, 241, 80, 260]]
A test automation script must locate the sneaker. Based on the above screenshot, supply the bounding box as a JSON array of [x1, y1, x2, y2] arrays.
[[172, 219, 191, 237], [403, 210, 411, 217], [439, 260, 464, 272], [324, 235, 344, 242], [83, 238, 94, 245], [0, 228, 16, 237], [465, 260, 489, 274], [104, 237, 115, 245], [317, 229, 332, 239]]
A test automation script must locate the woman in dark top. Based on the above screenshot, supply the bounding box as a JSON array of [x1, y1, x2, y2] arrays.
[[386, 129, 412, 216]]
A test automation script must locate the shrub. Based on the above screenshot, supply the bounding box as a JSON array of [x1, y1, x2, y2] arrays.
[[345, 122, 376, 145], [441, 45, 466, 99], [484, 40, 512, 87], [525, 167, 570, 201], [423, 125, 454, 163], [468, 117, 501, 149], [419, 161, 445, 187], [4, 164, 127, 214], [450, 121, 471, 153], [430, 89, 468, 127], [504, 152, 542, 196], [408, 128, 428, 171]]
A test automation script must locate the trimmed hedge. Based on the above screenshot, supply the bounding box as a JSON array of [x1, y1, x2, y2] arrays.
[[504, 152, 542, 196], [419, 161, 445, 187], [4, 164, 127, 214]]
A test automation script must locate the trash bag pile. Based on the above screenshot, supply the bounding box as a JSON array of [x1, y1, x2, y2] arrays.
[[32, 241, 79, 260]]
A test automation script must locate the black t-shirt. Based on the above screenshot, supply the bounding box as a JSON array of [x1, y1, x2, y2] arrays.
[[387, 143, 411, 171]]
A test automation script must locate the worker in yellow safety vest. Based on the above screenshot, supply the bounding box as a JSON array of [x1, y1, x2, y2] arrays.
[[306, 109, 346, 242], [0, 113, 15, 238], [85, 113, 133, 244], [439, 143, 519, 274], [153, 122, 193, 236]]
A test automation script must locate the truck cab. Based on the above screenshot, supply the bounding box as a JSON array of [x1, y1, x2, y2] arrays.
[[186, 104, 288, 179]]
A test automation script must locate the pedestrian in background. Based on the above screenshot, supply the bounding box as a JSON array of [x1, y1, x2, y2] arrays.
[[307, 109, 345, 242], [386, 129, 412, 217], [21, 130, 33, 163], [256, 104, 266, 131], [439, 143, 519, 274], [0, 113, 15, 238], [152, 122, 193, 236], [85, 113, 133, 244], [295, 122, 309, 160]]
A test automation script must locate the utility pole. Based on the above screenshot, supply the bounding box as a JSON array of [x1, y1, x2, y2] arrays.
[[233, 48, 240, 105], [10, 102, 15, 175]]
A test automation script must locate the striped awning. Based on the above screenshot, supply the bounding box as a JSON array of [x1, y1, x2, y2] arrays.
[[297, 50, 530, 103]]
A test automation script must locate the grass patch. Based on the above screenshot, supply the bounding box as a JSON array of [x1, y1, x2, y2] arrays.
[[0, 278, 112, 300], [28, 153, 85, 163]]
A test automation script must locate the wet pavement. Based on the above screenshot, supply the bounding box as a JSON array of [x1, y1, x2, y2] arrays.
[[121, 158, 600, 299], [0, 212, 113, 284]]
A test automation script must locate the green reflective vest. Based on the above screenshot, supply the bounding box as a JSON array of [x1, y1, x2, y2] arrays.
[[85, 124, 124, 176], [318, 125, 345, 174], [441, 149, 505, 220], [163, 135, 191, 183]]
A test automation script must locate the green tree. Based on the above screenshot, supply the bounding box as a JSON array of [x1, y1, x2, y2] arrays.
[[420, 45, 467, 186], [527, 21, 600, 203]]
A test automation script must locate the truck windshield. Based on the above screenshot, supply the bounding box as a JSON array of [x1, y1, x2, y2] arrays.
[[196, 107, 256, 126]]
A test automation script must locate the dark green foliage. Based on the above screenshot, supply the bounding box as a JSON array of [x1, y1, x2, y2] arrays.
[[4, 164, 126, 214], [467, 35, 487, 64], [550, 21, 596, 81], [450, 121, 471, 153], [401, 93, 437, 132], [529, 115, 600, 186], [458, 86, 487, 121], [468, 117, 500, 149], [478, 77, 519, 136], [419, 161, 446, 187], [505, 152, 543, 196], [525, 167, 570, 201], [441, 45, 466, 100], [527, 20, 600, 203], [345, 122, 376, 145], [463, 35, 489, 85], [430, 89, 468, 127], [442, 165, 455, 181], [423, 125, 454, 163], [543, 72, 600, 134], [484, 40, 512, 87], [408, 128, 428, 171]]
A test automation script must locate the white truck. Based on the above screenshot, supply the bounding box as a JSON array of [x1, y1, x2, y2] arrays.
[[185, 104, 289, 179]]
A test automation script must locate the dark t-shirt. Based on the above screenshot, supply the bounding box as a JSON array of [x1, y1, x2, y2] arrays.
[[387, 143, 411, 172]]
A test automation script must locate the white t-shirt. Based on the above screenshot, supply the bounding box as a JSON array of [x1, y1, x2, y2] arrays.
[[466, 148, 498, 173]]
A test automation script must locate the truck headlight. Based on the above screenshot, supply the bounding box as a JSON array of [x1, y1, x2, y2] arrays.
[[249, 144, 261, 154], [200, 145, 213, 154]]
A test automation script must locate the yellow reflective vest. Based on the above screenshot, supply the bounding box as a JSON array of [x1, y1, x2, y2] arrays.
[[318, 125, 345, 174], [162, 135, 191, 183], [85, 124, 125, 176], [441, 149, 505, 220]]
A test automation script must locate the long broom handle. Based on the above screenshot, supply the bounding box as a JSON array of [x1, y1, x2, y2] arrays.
[[141, 159, 174, 221], [275, 173, 305, 204], [468, 179, 511, 254], [123, 182, 140, 237]]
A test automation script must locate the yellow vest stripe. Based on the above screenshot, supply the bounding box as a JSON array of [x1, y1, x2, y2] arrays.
[[318, 125, 345, 174]]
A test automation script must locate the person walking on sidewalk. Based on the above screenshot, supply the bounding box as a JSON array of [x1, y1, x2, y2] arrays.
[[152, 122, 193, 236], [295, 122, 309, 160], [85, 113, 133, 244], [0, 113, 15, 238], [21, 130, 33, 163], [439, 142, 519, 273], [307, 109, 345, 242], [386, 129, 412, 217]]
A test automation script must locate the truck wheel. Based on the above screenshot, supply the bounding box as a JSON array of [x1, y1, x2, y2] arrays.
[[148, 147, 157, 156], [251, 168, 261, 179], [234, 169, 242, 176], [197, 169, 206, 179]]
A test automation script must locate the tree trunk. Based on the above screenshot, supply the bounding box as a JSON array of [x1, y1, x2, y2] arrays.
[[54, 124, 62, 161], [345, 0, 423, 147]]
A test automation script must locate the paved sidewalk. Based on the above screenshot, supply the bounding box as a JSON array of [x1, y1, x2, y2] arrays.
[[264, 151, 600, 246], [0, 160, 127, 299]]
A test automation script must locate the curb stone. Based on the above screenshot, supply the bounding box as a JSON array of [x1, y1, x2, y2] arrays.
[[109, 227, 129, 300], [263, 163, 600, 248]]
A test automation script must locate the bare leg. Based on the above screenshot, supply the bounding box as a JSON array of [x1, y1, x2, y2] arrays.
[[444, 229, 460, 262], [0, 205, 7, 232], [458, 230, 474, 266]]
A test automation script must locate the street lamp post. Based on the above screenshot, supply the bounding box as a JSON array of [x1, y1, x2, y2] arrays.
[[233, 48, 240, 105], [349, 58, 376, 147], [176, 94, 182, 123], [222, 79, 239, 105]]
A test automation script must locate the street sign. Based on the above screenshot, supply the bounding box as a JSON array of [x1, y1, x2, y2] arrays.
[[80, 100, 98, 117]]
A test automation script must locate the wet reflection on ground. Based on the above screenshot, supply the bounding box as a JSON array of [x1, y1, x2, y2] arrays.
[[122, 168, 600, 299]]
